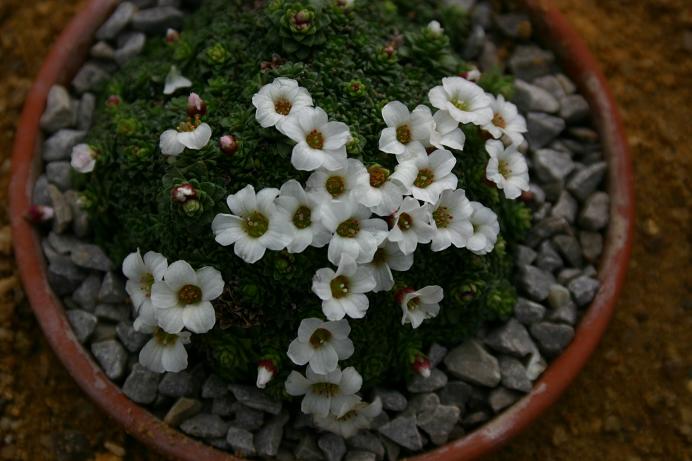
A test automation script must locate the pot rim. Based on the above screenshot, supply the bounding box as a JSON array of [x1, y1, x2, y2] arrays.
[[8, 1, 634, 460]]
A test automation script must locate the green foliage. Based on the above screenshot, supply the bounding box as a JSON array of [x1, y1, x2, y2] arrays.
[[81, 0, 529, 393]]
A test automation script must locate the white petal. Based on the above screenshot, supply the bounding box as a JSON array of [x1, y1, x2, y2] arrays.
[[177, 123, 212, 150], [339, 367, 363, 394], [287, 339, 313, 366], [122, 250, 145, 280], [165, 260, 197, 291], [285, 371, 310, 396], [234, 237, 267, 264], [150, 282, 179, 309], [292, 143, 325, 171], [156, 306, 185, 333], [197, 267, 224, 301], [212, 214, 246, 246], [309, 345, 339, 375], [161, 340, 188, 373], [159, 129, 185, 156], [144, 251, 168, 281], [139, 339, 165, 373], [382, 101, 410, 127]]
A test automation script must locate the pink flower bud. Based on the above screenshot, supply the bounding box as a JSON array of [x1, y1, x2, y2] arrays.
[[412, 354, 431, 378], [25, 205, 54, 224], [219, 134, 238, 155], [106, 95, 121, 107], [165, 28, 180, 44], [256, 360, 277, 389], [187, 92, 207, 117], [171, 183, 197, 203]]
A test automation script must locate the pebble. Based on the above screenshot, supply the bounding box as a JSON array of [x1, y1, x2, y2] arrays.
[[180, 413, 229, 439], [556, 74, 576, 94], [536, 240, 563, 273], [228, 384, 282, 415], [90, 339, 127, 380], [532, 75, 566, 99], [515, 245, 537, 267], [498, 356, 532, 392], [568, 275, 600, 307], [46, 161, 72, 191], [201, 374, 228, 399], [526, 113, 566, 149], [96, 2, 137, 40], [462, 24, 485, 60], [513, 297, 546, 325], [33, 175, 51, 206], [417, 404, 460, 445], [345, 451, 376, 461], [494, 13, 532, 39], [557, 268, 582, 285], [70, 243, 113, 272], [47, 256, 86, 295], [444, 340, 501, 387], [66, 309, 97, 343], [580, 231, 603, 263], [132, 6, 184, 34], [508, 45, 555, 81], [407, 368, 448, 393], [255, 412, 289, 457], [436, 380, 472, 409], [478, 40, 501, 72], [381, 436, 400, 461], [158, 371, 196, 398], [427, 343, 448, 368], [462, 410, 490, 428], [553, 234, 583, 267], [525, 216, 571, 248], [76, 93, 96, 131], [98, 272, 127, 303], [95, 303, 130, 323], [373, 388, 407, 412], [525, 347, 548, 380], [378, 416, 423, 451], [91, 323, 117, 342], [114, 32, 146, 65], [116, 321, 148, 352], [547, 284, 572, 309], [518, 265, 556, 301], [488, 387, 521, 413], [72, 62, 110, 94], [318, 433, 346, 461], [90, 41, 115, 60], [579, 192, 610, 231], [63, 190, 90, 237], [567, 162, 607, 201], [164, 398, 203, 427], [530, 322, 575, 356], [49, 187, 74, 237], [559, 94, 590, 124], [232, 404, 264, 431], [484, 318, 535, 358], [72, 274, 101, 311], [548, 301, 578, 325], [513, 80, 559, 113], [122, 364, 160, 404], [211, 396, 234, 417], [533, 148, 575, 185], [295, 434, 324, 461], [551, 190, 578, 223], [346, 435, 382, 460], [226, 426, 256, 456], [40, 86, 75, 133]]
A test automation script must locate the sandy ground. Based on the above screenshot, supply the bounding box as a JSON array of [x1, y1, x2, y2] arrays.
[[0, 1, 690, 460]]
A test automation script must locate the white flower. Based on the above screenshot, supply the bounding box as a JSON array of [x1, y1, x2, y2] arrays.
[[378, 101, 433, 157], [485, 140, 530, 200], [252, 78, 313, 132], [285, 366, 363, 418], [212, 185, 292, 264], [312, 255, 376, 320], [428, 77, 493, 126], [287, 318, 354, 374], [122, 249, 168, 320], [163, 65, 192, 95], [307, 159, 368, 206], [428, 110, 466, 151], [365, 241, 413, 292], [390, 146, 458, 204], [427, 20, 443, 35], [387, 197, 434, 255], [70, 144, 97, 173], [320, 199, 388, 265], [352, 164, 405, 217], [276, 180, 331, 253], [282, 107, 351, 171], [139, 327, 191, 373], [397, 285, 444, 328], [460, 66, 481, 82], [159, 122, 212, 156], [467, 201, 500, 255], [430, 189, 474, 251], [482, 94, 527, 145], [313, 397, 383, 438], [150, 260, 224, 334]]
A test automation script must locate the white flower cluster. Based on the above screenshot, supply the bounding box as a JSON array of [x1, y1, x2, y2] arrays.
[[121, 249, 224, 373]]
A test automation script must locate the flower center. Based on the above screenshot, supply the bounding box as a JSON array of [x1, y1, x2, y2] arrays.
[[336, 218, 360, 238], [243, 211, 269, 238], [372, 248, 387, 267], [414, 168, 435, 188], [309, 328, 333, 347], [492, 113, 506, 128], [274, 97, 292, 116], [433, 206, 452, 229], [337, 409, 358, 421], [498, 159, 512, 178], [306, 129, 325, 149], [451, 97, 470, 111], [292, 206, 312, 229], [178, 284, 202, 305], [330, 275, 350, 299], [140, 273, 155, 297], [398, 213, 414, 231], [396, 124, 412, 144], [311, 382, 340, 397], [176, 116, 201, 132], [407, 297, 421, 311], [325, 176, 346, 198], [368, 165, 389, 189], [154, 327, 179, 346]]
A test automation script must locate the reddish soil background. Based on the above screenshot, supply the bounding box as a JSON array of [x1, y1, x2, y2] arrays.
[[0, 1, 690, 460]]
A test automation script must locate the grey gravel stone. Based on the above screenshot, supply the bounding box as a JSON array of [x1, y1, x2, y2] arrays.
[[533, 148, 575, 185], [580, 231, 603, 263], [72, 62, 110, 94], [98, 272, 127, 303], [255, 412, 289, 457], [559, 94, 590, 124], [116, 321, 148, 352], [373, 388, 407, 412], [567, 162, 607, 201], [47, 231, 79, 254], [533, 75, 566, 99], [489, 387, 521, 413], [526, 113, 566, 149], [381, 436, 400, 461], [230, 404, 264, 431], [77, 93, 96, 131], [295, 434, 324, 461], [427, 343, 448, 368], [66, 309, 97, 343], [159, 371, 196, 398], [444, 340, 501, 387], [211, 395, 234, 417], [132, 6, 184, 34], [515, 245, 537, 267], [180, 413, 229, 439], [345, 451, 376, 461], [548, 300, 578, 325], [513, 80, 559, 113], [95, 303, 130, 323], [40, 86, 75, 132], [462, 24, 485, 60], [90, 41, 115, 60], [525, 347, 548, 380], [46, 161, 72, 191], [499, 356, 532, 393], [90, 339, 127, 380], [514, 297, 546, 325], [579, 192, 610, 231], [70, 243, 113, 272], [553, 234, 583, 267], [91, 323, 117, 342], [462, 410, 491, 428], [536, 240, 563, 273], [114, 32, 146, 65], [47, 255, 86, 295], [557, 268, 582, 285], [525, 216, 571, 248], [164, 397, 203, 427], [484, 318, 535, 358], [33, 175, 51, 206], [556, 73, 577, 94], [122, 363, 160, 404], [495, 13, 531, 39], [72, 274, 101, 311], [378, 416, 423, 451], [547, 284, 572, 309], [226, 426, 255, 456], [437, 380, 472, 410], [63, 190, 90, 238], [407, 368, 448, 393], [508, 45, 555, 81], [530, 322, 575, 356], [417, 404, 461, 445], [551, 191, 578, 223], [478, 41, 502, 72], [568, 275, 600, 307], [229, 384, 282, 415], [201, 374, 228, 399], [43, 129, 84, 163], [518, 265, 555, 301], [404, 392, 440, 418], [347, 432, 383, 459], [96, 2, 136, 40], [318, 433, 346, 461]]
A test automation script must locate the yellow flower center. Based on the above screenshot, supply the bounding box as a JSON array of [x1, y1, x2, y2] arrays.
[[293, 206, 312, 229], [498, 159, 512, 178], [396, 124, 412, 144], [243, 211, 269, 238], [398, 212, 414, 231], [433, 206, 452, 229], [492, 112, 507, 128], [274, 97, 292, 116], [178, 284, 202, 305], [325, 176, 346, 198], [336, 218, 360, 238], [306, 129, 325, 149], [414, 168, 435, 188], [309, 328, 333, 347], [311, 382, 340, 396]]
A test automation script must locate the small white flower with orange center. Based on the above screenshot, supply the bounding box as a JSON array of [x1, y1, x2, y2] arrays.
[[282, 107, 351, 171], [122, 249, 168, 332], [159, 117, 212, 156], [151, 260, 224, 334], [252, 77, 313, 132], [138, 327, 191, 373], [287, 318, 354, 374], [482, 94, 527, 145], [307, 159, 368, 207], [313, 397, 383, 438], [388, 197, 435, 255], [485, 140, 530, 200], [396, 285, 444, 329], [285, 366, 363, 418], [353, 163, 406, 217], [365, 241, 414, 293], [378, 101, 434, 157], [163, 65, 192, 95], [390, 145, 458, 204], [466, 201, 500, 255], [428, 77, 493, 126], [312, 255, 376, 320], [430, 189, 474, 251], [276, 180, 331, 253]]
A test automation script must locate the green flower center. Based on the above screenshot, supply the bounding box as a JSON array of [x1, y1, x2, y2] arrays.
[[396, 124, 412, 144], [325, 176, 346, 198], [498, 159, 511, 178], [492, 112, 506, 128], [274, 97, 292, 116], [306, 129, 325, 149], [372, 248, 387, 267], [336, 218, 360, 238], [407, 297, 420, 311], [178, 284, 202, 305], [398, 213, 414, 231], [330, 275, 350, 299], [154, 327, 179, 346], [309, 328, 333, 348], [451, 98, 470, 111], [243, 211, 269, 238], [414, 168, 435, 188], [433, 206, 452, 229], [292, 206, 312, 229], [368, 165, 389, 189], [140, 273, 155, 297], [311, 382, 340, 396]]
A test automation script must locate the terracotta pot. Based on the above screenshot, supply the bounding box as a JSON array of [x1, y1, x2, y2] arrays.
[[9, 0, 634, 459]]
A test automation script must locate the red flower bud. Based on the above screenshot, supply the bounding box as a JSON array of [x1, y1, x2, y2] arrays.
[[106, 95, 121, 107], [165, 28, 180, 44], [412, 354, 431, 378], [171, 183, 197, 203], [25, 205, 54, 224], [187, 92, 207, 117], [256, 359, 278, 389], [394, 287, 415, 305], [219, 135, 238, 155]]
